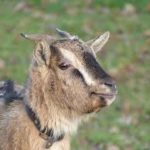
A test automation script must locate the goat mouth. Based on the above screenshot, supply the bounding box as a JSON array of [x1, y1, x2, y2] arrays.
[[91, 92, 116, 100], [98, 93, 115, 99], [88, 92, 117, 113]]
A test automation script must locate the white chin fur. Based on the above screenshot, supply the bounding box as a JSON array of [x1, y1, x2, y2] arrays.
[[105, 96, 116, 106]]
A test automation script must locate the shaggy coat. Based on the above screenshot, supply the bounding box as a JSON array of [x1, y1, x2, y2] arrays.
[[0, 30, 117, 150]]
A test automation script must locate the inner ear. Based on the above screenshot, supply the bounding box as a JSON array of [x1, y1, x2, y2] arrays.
[[34, 41, 50, 66], [86, 32, 110, 56], [92, 31, 110, 53]]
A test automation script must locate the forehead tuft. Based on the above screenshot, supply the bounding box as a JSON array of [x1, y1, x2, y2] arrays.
[[52, 39, 86, 52]]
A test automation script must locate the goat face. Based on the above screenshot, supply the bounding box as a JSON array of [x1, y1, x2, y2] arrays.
[[22, 31, 117, 115]]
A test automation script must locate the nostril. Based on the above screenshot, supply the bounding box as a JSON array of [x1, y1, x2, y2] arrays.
[[104, 82, 113, 87], [103, 78, 116, 90], [104, 80, 117, 93]]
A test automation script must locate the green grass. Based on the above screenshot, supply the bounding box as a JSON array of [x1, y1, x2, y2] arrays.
[[0, 0, 150, 149]]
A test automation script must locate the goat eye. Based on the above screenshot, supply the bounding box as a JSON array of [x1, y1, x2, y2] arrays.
[[58, 62, 70, 70]]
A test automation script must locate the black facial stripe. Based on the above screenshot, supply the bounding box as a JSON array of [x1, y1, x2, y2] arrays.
[[50, 45, 63, 62], [72, 69, 87, 85], [50, 45, 59, 56], [83, 52, 110, 79]]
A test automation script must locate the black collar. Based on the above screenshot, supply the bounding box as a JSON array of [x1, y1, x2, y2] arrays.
[[25, 105, 64, 149]]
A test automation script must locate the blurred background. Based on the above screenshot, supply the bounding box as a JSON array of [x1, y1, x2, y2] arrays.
[[0, 0, 150, 150]]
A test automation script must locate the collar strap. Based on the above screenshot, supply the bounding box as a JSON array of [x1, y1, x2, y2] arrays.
[[25, 105, 64, 149]]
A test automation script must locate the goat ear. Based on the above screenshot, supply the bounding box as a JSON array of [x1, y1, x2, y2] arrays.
[[20, 33, 53, 42], [86, 32, 110, 54], [33, 41, 50, 66]]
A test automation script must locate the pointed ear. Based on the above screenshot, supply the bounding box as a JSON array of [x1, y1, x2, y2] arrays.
[[20, 33, 53, 43], [86, 32, 110, 54], [33, 40, 50, 66]]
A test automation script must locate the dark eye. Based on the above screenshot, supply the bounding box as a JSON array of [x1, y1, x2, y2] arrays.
[[58, 62, 71, 70]]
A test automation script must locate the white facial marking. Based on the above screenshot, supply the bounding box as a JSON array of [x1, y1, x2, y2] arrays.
[[60, 48, 96, 85], [101, 84, 111, 93], [106, 96, 116, 106]]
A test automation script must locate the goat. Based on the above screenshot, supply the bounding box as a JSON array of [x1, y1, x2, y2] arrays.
[[0, 29, 117, 150], [0, 80, 23, 114]]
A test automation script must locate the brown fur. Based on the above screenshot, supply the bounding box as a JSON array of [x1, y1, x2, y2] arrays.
[[0, 31, 117, 150]]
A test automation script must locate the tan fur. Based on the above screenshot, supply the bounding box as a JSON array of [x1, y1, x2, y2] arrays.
[[0, 101, 70, 150], [0, 32, 117, 150]]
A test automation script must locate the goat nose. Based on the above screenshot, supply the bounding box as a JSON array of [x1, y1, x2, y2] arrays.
[[104, 79, 116, 92]]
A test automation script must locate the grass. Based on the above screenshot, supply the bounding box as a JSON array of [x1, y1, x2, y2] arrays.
[[0, 0, 150, 149]]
